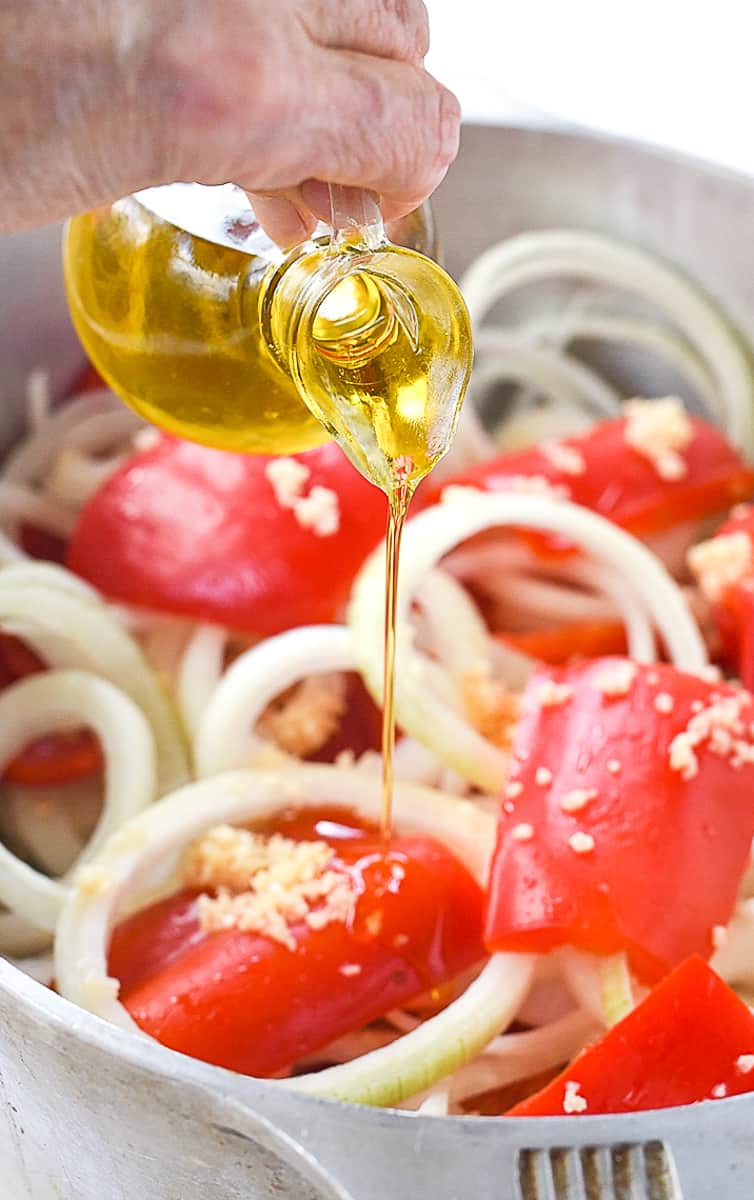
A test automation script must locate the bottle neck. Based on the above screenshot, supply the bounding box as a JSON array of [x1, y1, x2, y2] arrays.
[[258, 236, 391, 382]]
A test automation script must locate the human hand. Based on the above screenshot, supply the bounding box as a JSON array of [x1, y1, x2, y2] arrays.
[[0, 0, 460, 242]]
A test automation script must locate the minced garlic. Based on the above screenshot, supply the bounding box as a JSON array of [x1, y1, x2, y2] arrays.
[[541, 441, 586, 476], [265, 456, 310, 507], [563, 1080, 588, 1113], [257, 672, 347, 757], [688, 531, 753, 604], [182, 825, 356, 950], [293, 484, 341, 536], [593, 660, 638, 698], [623, 396, 693, 481], [462, 672, 521, 750]]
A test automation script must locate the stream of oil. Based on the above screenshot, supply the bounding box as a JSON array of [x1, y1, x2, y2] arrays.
[[380, 488, 410, 842]]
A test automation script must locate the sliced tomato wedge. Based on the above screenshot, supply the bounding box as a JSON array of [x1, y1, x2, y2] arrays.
[[0, 633, 103, 787], [485, 658, 754, 983], [67, 438, 387, 635], [427, 413, 754, 554], [508, 956, 754, 1115], [109, 812, 485, 1077]]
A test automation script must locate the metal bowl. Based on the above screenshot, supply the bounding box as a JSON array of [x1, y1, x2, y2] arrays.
[[1, 125, 752, 1200]]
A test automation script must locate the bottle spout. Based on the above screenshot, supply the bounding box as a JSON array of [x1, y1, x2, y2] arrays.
[[327, 185, 385, 253]]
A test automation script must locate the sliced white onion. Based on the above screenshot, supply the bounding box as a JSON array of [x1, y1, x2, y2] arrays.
[[560, 559, 656, 662], [416, 1088, 451, 1117], [471, 568, 615, 630], [445, 538, 657, 659], [530, 311, 718, 412], [416, 569, 496, 686], [472, 327, 621, 420], [599, 953, 635, 1026], [349, 490, 706, 791], [403, 1007, 598, 1110], [559, 948, 612, 1027], [460, 230, 754, 453], [2, 391, 133, 487], [0, 559, 99, 600], [291, 953, 534, 1105], [0, 481, 77, 539], [195, 625, 355, 776], [0, 568, 189, 793], [44, 447, 125, 509], [55, 762, 507, 1106], [391, 737, 454, 787], [0, 670, 156, 931], [44, 408, 141, 459], [176, 624, 229, 740], [711, 900, 754, 987], [140, 620, 194, 687], [25, 367, 52, 432]]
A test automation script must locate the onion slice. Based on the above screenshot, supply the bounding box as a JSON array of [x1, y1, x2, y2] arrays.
[[349, 490, 707, 791], [0, 565, 189, 793], [194, 625, 355, 776], [176, 624, 229, 741], [460, 230, 754, 453], [0, 670, 156, 931]]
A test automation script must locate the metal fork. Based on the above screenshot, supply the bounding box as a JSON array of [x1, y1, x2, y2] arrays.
[[516, 1140, 683, 1200]]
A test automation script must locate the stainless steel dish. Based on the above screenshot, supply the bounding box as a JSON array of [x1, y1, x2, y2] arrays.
[[1, 124, 753, 1200]]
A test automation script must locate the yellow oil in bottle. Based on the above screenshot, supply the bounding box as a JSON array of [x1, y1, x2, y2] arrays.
[[264, 235, 471, 836], [62, 187, 472, 840], [63, 190, 435, 455]]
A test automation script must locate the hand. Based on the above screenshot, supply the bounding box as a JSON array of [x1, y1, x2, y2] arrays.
[[0, 0, 460, 242]]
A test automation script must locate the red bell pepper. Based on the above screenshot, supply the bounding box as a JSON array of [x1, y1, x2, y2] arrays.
[[67, 438, 387, 636], [497, 619, 628, 665], [485, 658, 754, 983], [509, 956, 754, 1115], [427, 413, 754, 554], [0, 633, 103, 787], [109, 813, 485, 1077]]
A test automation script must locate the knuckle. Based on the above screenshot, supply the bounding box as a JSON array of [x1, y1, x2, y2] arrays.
[[432, 84, 461, 170], [378, 0, 430, 61]]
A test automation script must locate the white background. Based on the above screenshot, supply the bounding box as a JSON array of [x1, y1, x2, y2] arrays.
[[425, 0, 754, 177]]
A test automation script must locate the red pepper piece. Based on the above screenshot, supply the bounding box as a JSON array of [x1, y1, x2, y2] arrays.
[[485, 658, 754, 983], [427, 414, 754, 556], [67, 438, 387, 636], [110, 822, 485, 1077], [0, 633, 103, 787], [508, 956, 754, 1115]]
